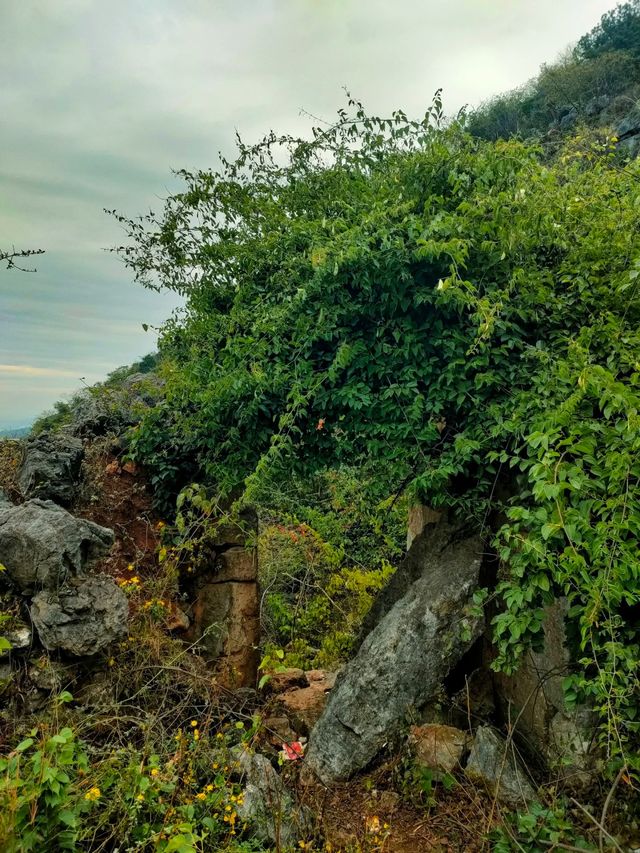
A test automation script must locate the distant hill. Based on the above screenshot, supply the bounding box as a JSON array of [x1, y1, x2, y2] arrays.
[[0, 426, 31, 439], [468, 0, 640, 155]]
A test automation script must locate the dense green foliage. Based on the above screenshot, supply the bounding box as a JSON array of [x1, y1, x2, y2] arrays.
[[115, 97, 640, 768], [577, 0, 640, 60]]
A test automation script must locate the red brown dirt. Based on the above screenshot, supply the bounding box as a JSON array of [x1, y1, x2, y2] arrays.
[[72, 439, 160, 581]]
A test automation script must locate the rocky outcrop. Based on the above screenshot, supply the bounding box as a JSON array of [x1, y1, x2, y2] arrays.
[[30, 575, 128, 656], [465, 726, 536, 805], [18, 433, 83, 505], [0, 499, 114, 594], [305, 524, 483, 783]]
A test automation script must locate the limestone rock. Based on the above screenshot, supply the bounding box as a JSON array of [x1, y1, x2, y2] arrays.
[[492, 598, 597, 784], [30, 575, 128, 656], [0, 499, 114, 594], [278, 670, 337, 735], [2, 623, 32, 656], [409, 724, 468, 774], [237, 750, 310, 847], [18, 433, 83, 506], [465, 726, 536, 805], [305, 524, 483, 782]]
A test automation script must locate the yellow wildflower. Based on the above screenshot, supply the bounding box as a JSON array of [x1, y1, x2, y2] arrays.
[[151, 768, 159, 777], [84, 786, 101, 802], [190, 720, 198, 727], [196, 792, 206, 801]]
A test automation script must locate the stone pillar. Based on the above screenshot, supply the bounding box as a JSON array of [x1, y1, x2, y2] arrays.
[[185, 515, 260, 689], [407, 504, 443, 550]]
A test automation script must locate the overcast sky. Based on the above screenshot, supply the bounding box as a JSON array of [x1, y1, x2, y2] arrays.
[[0, 0, 620, 427]]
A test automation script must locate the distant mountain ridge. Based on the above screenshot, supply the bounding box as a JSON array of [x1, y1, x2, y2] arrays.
[[0, 426, 31, 439]]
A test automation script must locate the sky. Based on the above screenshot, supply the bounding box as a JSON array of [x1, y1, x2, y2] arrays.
[[0, 0, 621, 428]]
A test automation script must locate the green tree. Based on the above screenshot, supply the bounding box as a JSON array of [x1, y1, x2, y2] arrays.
[[577, 0, 640, 60]]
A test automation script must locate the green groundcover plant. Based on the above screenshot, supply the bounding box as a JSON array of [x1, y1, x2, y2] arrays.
[[113, 95, 640, 770]]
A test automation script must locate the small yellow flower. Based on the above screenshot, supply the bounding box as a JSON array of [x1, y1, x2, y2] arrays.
[[190, 720, 198, 727], [84, 786, 101, 802], [193, 730, 200, 740], [225, 804, 232, 812], [205, 784, 214, 792], [213, 762, 219, 769], [196, 792, 206, 801], [150, 768, 159, 777]]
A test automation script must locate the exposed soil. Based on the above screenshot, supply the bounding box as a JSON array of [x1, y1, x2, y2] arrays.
[[72, 439, 160, 581], [298, 761, 501, 852]]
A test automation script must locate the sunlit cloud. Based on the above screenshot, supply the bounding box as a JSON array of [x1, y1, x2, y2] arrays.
[[0, 364, 80, 378]]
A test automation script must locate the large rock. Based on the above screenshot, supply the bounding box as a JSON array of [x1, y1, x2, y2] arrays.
[[305, 524, 484, 783], [237, 750, 310, 847], [18, 433, 84, 506], [30, 575, 128, 656], [0, 499, 114, 594], [465, 726, 536, 805]]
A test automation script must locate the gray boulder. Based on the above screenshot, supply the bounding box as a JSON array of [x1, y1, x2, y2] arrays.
[[237, 750, 310, 847], [305, 524, 484, 783], [616, 104, 640, 158], [18, 433, 84, 505], [465, 726, 536, 805], [30, 575, 128, 656], [0, 499, 114, 594]]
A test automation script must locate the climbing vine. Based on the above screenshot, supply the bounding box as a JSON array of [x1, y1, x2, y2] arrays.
[[115, 98, 640, 765]]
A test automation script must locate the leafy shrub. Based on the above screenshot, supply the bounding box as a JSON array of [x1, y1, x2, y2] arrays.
[[492, 802, 591, 851], [114, 99, 640, 769], [0, 724, 89, 852]]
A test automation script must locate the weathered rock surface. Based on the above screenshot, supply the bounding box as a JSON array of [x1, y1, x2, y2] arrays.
[[237, 750, 310, 847], [0, 499, 114, 594], [18, 433, 84, 505], [465, 726, 536, 805], [305, 524, 483, 782], [0, 622, 32, 657], [409, 724, 469, 774], [492, 598, 596, 786], [30, 575, 128, 656], [186, 544, 259, 687], [278, 670, 337, 735]]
